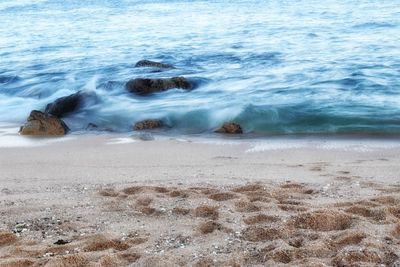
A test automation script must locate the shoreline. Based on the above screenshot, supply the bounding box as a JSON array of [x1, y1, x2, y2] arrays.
[[1, 134, 400, 187], [2, 123, 400, 148]]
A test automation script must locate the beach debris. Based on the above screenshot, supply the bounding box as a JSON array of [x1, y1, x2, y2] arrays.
[[135, 60, 175, 69], [134, 119, 163, 130], [215, 122, 243, 134], [54, 239, 70, 245], [44, 252, 55, 257], [13, 223, 27, 233], [45, 90, 98, 118], [155, 234, 191, 252], [126, 77, 192, 95], [19, 110, 69, 136]]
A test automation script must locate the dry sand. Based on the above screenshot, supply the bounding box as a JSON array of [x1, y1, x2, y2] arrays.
[[0, 135, 400, 266]]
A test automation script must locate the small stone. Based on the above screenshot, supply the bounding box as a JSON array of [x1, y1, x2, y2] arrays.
[[215, 122, 243, 134], [54, 239, 70, 245], [135, 60, 175, 69], [134, 119, 163, 130]]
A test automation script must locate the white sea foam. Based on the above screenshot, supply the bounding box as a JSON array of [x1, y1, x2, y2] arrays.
[[246, 139, 400, 152], [0, 125, 75, 147], [106, 137, 136, 145]]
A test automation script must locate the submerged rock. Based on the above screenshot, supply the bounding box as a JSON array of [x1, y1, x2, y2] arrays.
[[86, 123, 98, 131], [45, 91, 97, 118], [215, 122, 243, 134], [19, 110, 69, 136], [45, 91, 83, 117], [126, 77, 192, 95], [134, 119, 163, 130], [132, 132, 155, 141], [85, 123, 115, 132], [135, 60, 174, 69]]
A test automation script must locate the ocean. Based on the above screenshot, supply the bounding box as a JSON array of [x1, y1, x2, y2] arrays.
[[1, 0, 400, 135]]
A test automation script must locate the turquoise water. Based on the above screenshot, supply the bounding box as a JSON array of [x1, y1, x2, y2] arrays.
[[1, 0, 400, 135]]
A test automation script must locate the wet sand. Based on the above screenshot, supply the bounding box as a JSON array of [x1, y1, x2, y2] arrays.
[[0, 136, 399, 266]]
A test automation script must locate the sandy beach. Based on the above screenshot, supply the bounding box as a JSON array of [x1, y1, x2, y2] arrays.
[[0, 135, 399, 266]]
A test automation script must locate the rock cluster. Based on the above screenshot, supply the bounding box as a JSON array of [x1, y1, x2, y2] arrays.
[[19, 60, 244, 136]]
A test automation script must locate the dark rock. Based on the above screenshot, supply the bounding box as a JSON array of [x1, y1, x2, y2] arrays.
[[126, 77, 192, 95], [19, 110, 69, 136], [45, 91, 97, 118], [45, 92, 82, 117], [54, 239, 70, 245], [86, 123, 98, 131], [215, 122, 243, 134], [134, 119, 163, 130], [135, 60, 174, 69]]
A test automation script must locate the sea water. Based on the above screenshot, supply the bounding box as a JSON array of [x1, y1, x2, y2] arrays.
[[1, 0, 400, 135]]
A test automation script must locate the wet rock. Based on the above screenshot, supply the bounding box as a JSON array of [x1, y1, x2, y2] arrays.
[[86, 123, 98, 131], [215, 122, 243, 134], [136, 133, 155, 141], [45, 92, 82, 117], [134, 119, 163, 130], [126, 77, 192, 95], [45, 91, 97, 118], [19, 110, 69, 136], [85, 123, 114, 132], [135, 60, 174, 69]]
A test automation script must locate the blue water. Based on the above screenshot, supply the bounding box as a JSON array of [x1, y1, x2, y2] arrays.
[[1, 0, 400, 135]]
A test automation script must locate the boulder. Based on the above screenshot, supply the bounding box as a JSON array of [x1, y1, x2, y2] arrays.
[[45, 91, 97, 118], [19, 110, 69, 136], [134, 119, 163, 130], [45, 91, 82, 117], [135, 60, 174, 69], [126, 77, 192, 95], [215, 122, 243, 134]]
